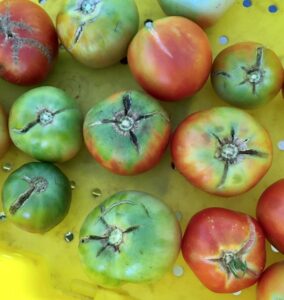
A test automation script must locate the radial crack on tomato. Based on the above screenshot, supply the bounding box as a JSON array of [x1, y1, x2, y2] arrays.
[[12, 107, 68, 134], [0, 3, 52, 65], [239, 47, 265, 95], [9, 176, 48, 215], [212, 71, 231, 78]]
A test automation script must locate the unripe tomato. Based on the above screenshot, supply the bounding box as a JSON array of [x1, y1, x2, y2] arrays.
[[182, 208, 266, 293], [128, 17, 212, 101], [171, 107, 273, 196], [56, 0, 139, 68], [158, 0, 235, 28], [2, 162, 71, 233], [79, 190, 181, 287], [211, 42, 283, 108], [0, 104, 10, 158], [83, 90, 170, 175], [0, 0, 58, 85], [9, 86, 83, 163], [257, 179, 284, 253], [257, 261, 284, 300]]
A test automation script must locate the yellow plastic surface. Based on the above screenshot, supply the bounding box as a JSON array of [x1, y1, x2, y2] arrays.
[[0, 0, 284, 299]]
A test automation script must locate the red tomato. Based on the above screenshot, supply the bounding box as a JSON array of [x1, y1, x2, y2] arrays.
[[182, 208, 266, 293], [0, 0, 58, 85], [257, 179, 284, 253], [127, 17, 212, 101], [257, 261, 284, 300]]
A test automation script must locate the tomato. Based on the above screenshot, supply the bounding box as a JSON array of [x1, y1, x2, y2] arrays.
[[127, 17, 212, 101], [9, 86, 83, 163], [2, 162, 71, 233], [83, 90, 171, 175], [257, 261, 284, 300], [211, 42, 283, 108], [182, 207, 266, 293], [171, 107, 273, 197], [56, 0, 139, 68], [0, 104, 10, 158], [0, 0, 58, 85], [158, 0, 235, 28], [257, 179, 284, 253], [79, 190, 181, 287]]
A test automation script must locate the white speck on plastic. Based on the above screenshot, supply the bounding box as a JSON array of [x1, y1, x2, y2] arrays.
[[219, 35, 229, 45], [175, 211, 183, 221], [173, 265, 184, 277], [233, 291, 242, 296], [271, 245, 280, 253], [278, 141, 284, 151]]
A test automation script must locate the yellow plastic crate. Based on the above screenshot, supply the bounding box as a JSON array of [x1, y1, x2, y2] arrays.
[[0, 0, 283, 299]]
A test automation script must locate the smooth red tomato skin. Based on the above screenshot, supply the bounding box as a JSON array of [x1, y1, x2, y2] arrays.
[[257, 261, 284, 300], [257, 179, 284, 253], [0, 0, 58, 85], [127, 17, 212, 101], [182, 208, 266, 293]]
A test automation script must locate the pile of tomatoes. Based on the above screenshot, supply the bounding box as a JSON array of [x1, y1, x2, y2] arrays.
[[0, 0, 284, 299]]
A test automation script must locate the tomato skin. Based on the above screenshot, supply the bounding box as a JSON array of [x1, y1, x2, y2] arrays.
[[0, 105, 10, 158], [171, 107, 273, 197], [9, 86, 83, 163], [127, 17, 212, 101], [158, 0, 235, 28], [0, 0, 58, 85], [79, 190, 181, 287], [83, 90, 170, 175], [56, 0, 139, 68], [257, 261, 284, 300], [211, 42, 283, 108], [2, 162, 71, 233], [182, 208, 266, 293], [257, 179, 284, 253]]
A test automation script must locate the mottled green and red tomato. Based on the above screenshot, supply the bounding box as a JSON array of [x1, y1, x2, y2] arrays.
[[56, 0, 139, 68], [171, 107, 272, 197], [79, 190, 181, 287], [257, 179, 284, 253], [257, 261, 284, 300], [0, 104, 10, 158], [0, 0, 58, 85], [127, 17, 212, 101], [211, 42, 283, 108], [158, 0, 235, 28], [2, 162, 71, 233], [182, 207, 266, 293], [83, 90, 170, 175], [9, 86, 83, 163]]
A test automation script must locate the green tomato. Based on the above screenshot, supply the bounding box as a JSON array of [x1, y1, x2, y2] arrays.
[[2, 162, 71, 233], [79, 191, 181, 287], [9, 86, 83, 163], [56, 0, 139, 68], [83, 90, 171, 175], [211, 42, 283, 108]]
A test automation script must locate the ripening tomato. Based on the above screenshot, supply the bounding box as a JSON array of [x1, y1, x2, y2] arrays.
[[0, 104, 10, 158], [79, 190, 181, 287], [9, 86, 83, 163], [158, 0, 235, 28], [171, 107, 273, 196], [0, 0, 58, 85], [182, 207, 266, 293], [2, 162, 71, 233], [56, 0, 139, 68], [127, 17, 212, 101], [83, 90, 170, 175], [257, 179, 284, 253], [211, 42, 283, 108], [257, 261, 284, 300]]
